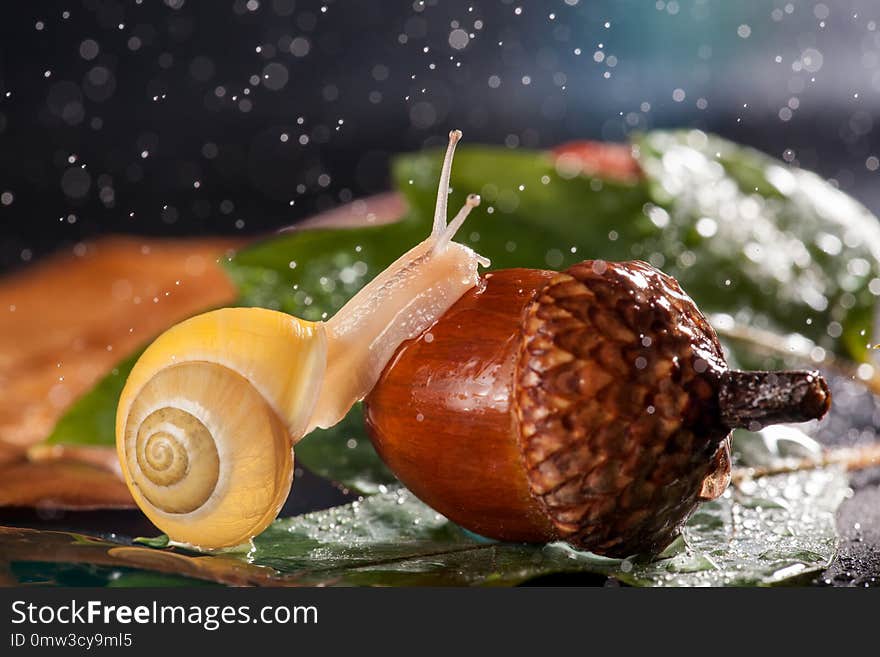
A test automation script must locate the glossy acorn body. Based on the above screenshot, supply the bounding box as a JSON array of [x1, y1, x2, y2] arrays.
[[366, 268, 561, 543], [365, 260, 829, 556]]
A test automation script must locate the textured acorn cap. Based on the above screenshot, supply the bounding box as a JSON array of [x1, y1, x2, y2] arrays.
[[515, 260, 732, 556]]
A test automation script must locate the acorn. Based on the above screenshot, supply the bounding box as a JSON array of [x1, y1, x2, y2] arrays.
[[364, 259, 831, 557]]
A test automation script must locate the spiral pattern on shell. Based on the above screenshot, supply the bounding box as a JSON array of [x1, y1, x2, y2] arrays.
[[134, 406, 219, 513], [120, 361, 294, 548]]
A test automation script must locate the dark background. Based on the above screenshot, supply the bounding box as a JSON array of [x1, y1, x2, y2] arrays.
[[3, 0, 880, 267], [2, 0, 880, 585]]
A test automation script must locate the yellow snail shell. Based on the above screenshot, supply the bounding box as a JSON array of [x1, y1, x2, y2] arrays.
[[116, 307, 326, 548]]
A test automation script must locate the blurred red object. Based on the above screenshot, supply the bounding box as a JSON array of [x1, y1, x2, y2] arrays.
[[551, 141, 643, 184]]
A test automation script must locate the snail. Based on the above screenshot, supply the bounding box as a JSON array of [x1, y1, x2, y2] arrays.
[[364, 260, 831, 556], [116, 129, 491, 548]]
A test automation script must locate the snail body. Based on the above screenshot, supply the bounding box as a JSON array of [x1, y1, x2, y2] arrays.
[[365, 261, 831, 556], [117, 131, 490, 548]]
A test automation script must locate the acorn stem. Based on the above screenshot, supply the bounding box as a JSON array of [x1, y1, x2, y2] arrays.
[[718, 370, 831, 431], [710, 316, 880, 397]]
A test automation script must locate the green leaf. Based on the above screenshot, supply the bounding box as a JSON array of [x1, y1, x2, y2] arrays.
[[249, 488, 633, 586], [155, 456, 848, 586], [131, 426, 848, 587], [295, 403, 397, 495], [133, 534, 171, 549], [666, 466, 847, 586], [391, 145, 651, 272], [635, 130, 880, 363], [223, 220, 426, 320], [395, 134, 880, 364]]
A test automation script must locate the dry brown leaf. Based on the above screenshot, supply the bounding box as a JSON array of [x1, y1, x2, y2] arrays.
[[0, 236, 239, 452], [0, 236, 239, 509], [0, 460, 133, 509]]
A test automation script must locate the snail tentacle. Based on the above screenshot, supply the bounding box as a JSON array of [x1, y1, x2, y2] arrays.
[[431, 129, 462, 238]]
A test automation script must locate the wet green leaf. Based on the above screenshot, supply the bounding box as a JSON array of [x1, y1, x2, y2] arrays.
[[635, 130, 880, 363], [224, 220, 425, 321], [125, 426, 848, 586], [645, 466, 847, 586], [391, 145, 650, 272], [138, 457, 847, 587], [397, 133, 880, 363], [247, 488, 636, 586], [295, 403, 396, 495]]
